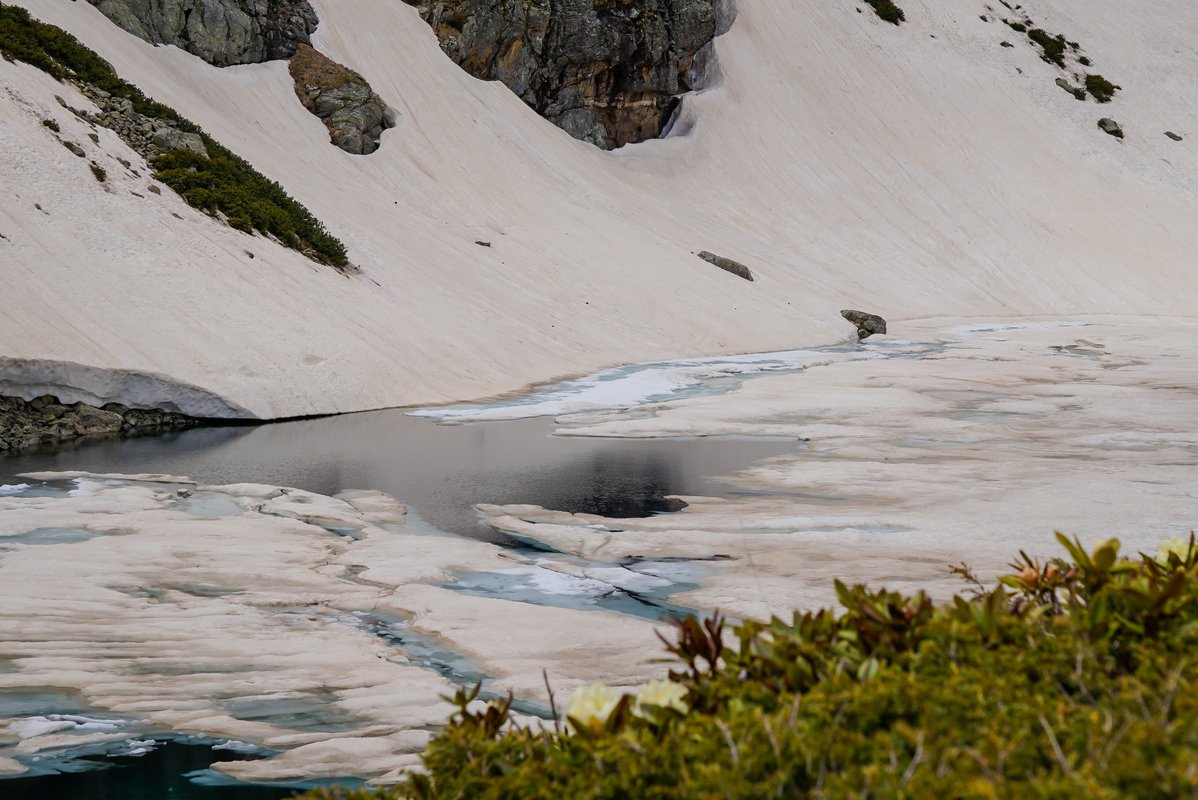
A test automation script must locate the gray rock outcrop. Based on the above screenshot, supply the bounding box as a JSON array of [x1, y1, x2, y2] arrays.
[[841, 309, 887, 339], [86, 0, 318, 66], [403, 0, 722, 149], [1055, 77, 1085, 101], [1098, 117, 1124, 139], [0, 394, 201, 454], [74, 86, 207, 161], [152, 128, 209, 157], [288, 45, 392, 155], [697, 250, 754, 281]]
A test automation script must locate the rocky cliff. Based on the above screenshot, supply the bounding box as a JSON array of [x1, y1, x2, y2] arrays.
[[404, 0, 721, 148], [85, 0, 318, 66]]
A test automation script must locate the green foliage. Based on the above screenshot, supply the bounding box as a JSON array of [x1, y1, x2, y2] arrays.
[[41, 117, 59, 132], [864, 0, 905, 25], [303, 534, 1198, 799], [0, 4, 181, 122], [89, 162, 106, 182], [0, 4, 348, 266], [152, 144, 347, 264], [1085, 73, 1119, 103], [1028, 28, 1067, 67]]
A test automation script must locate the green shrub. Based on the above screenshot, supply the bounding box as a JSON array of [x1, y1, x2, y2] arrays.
[[302, 534, 1198, 799], [151, 144, 347, 264], [0, 4, 348, 267], [1085, 73, 1119, 103], [864, 0, 905, 25], [89, 162, 106, 182], [1028, 28, 1067, 66], [41, 117, 59, 132]]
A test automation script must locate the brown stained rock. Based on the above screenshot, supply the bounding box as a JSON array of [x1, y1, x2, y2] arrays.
[[288, 44, 393, 155], [405, 0, 720, 149], [841, 309, 887, 339]]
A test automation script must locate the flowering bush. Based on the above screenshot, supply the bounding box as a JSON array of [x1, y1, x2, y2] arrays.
[[305, 533, 1198, 799]]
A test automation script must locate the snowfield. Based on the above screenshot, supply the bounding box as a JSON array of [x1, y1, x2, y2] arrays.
[[2, 0, 1196, 417]]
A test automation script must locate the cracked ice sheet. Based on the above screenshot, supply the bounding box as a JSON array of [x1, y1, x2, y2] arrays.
[[480, 318, 1198, 616], [0, 475, 664, 784]]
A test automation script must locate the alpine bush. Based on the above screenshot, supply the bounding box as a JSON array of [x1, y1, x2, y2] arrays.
[[303, 534, 1198, 799], [1085, 74, 1119, 103], [1027, 28, 1067, 67], [0, 4, 348, 266], [864, 0, 905, 25]]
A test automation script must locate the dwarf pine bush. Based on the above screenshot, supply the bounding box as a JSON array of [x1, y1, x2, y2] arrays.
[[0, 4, 348, 266], [865, 0, 905, 25], [1085, 74, 1119, 103], [304, 533, 1198, 799], [1027, 28, 1067, 67]]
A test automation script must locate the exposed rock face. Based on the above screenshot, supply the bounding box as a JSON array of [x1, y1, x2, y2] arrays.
[[841, 309, 887, 339], [85, 0, 318, 67], [697, 250, 754, 281], [0, 395, 201, 453], [403, 0, 721, 149], [288, 44, 392, 155]]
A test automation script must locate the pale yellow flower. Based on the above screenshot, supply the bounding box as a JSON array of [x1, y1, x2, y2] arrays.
[[1157, 536, 1192, 561], [633, 679, 688, 718], [566, 683, 621, 728]]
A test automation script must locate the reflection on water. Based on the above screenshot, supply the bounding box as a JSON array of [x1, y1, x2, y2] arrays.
[[2, 413, 797, 542], [3, 742, 299, 800], [1, 408, 797, 797]]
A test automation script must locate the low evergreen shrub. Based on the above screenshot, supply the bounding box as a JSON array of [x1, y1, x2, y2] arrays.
[[0, 4, 348, 266], [1085, 73, 1119, 103], [864, 0, 905, 25], [1027, 28, 1067, 67], [303, 534, 1198, 798]]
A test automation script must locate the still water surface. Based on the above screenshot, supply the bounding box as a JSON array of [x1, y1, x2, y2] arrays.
[[3, 412, 797, 540], [1, 410, 796, 796]]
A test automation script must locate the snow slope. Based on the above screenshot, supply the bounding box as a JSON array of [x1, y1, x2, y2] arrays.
[[2, 0, 1196, 418]]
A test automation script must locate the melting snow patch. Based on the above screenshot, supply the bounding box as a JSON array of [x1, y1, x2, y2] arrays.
[[410, 346, 894, 422], [210, 739, 261, 753]]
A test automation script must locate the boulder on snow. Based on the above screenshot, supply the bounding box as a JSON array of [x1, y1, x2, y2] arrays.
[[697, 251, 754, 281], [288, 44, 392, 155], [1098, 118, 1124, 139], [841, 309, 887, 339]]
